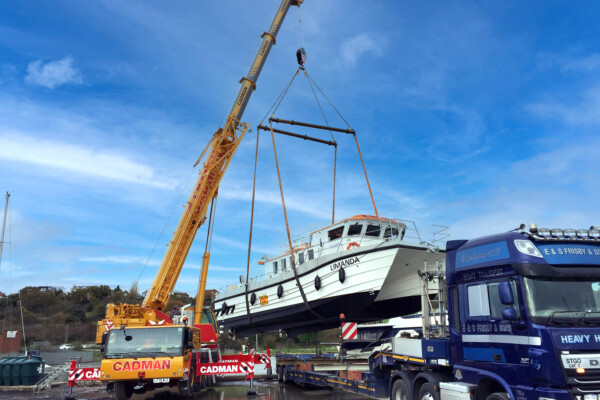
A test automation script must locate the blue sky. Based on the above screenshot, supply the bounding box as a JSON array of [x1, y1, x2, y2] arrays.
[[0, 1, 599, 295]]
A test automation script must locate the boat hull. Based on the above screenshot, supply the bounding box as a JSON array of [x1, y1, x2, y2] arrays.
[[214, 241, 445, 337]]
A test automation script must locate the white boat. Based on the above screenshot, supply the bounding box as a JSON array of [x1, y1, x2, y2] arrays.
[[213, 215, 445, 337]]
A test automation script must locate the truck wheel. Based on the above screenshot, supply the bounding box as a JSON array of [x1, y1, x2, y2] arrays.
[[114, 382, 133, 400], [189, 365, 197, 394], [392, 379, 409, 400], [485, 393, 510, 400], [179, 366, 196, 398], [418, 382, 440, 400]]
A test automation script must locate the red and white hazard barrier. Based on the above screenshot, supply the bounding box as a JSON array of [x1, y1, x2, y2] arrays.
[[104, 320, 114, 332], [342, 322, 357, 340], [68, 360, 101, 388]]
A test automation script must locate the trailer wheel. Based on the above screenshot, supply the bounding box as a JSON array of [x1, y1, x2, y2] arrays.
[[114, 382, 133, 400], [418, 382, 440, 400], [392, 379, 409, 400], [485, 393, 510, 400]]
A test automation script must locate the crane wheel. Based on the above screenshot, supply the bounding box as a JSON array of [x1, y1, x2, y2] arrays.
[[114, 382, 133, 400]]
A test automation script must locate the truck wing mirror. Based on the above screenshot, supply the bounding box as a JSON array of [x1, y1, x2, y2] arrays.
[[100, 332, 107, 353], [502, 307, 518, 321], [185, 328, 195, 348], [499, 281, 514, 305]]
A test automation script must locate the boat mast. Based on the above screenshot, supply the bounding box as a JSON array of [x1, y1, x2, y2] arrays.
[[0, 192, 9, 268]]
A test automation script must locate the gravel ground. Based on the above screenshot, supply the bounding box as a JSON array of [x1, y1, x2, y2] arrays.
[[0, 378, 369, 400]]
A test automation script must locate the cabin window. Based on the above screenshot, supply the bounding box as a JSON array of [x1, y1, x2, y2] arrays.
[[467, 281, 520, 318], [299, 252, 304, 265], [358, 329, 379, 341], [308, 249, 314, 260], [467, 284, 490, 317], [273, 261, 278, 274], [348, 223, 363, 236], [383, 227, 399, 239], [282, 258, 287, 271], [365, 224, 381, 237], [328, 226, 344, 241]]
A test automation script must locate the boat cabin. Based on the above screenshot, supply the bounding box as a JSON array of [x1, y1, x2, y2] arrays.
[[262, 215, 406, 277]]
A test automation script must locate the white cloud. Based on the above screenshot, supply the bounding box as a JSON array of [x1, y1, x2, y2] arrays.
[[527, 85, 600, 127], [25, 56, 83, 89], [0, 133, 176, 188], [561, 54, 600, 72], [184, 263, 242, 273], [219, 184, 331, 219], [80, 255, 158, 265], [341, 33, 383, 64], [447, 136, 600, 240]]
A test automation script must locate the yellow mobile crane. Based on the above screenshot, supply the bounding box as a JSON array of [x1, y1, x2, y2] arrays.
[[95, 1, 303, 398]]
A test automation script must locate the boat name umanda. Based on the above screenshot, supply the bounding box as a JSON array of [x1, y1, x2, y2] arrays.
[[330, 257, 360, 271]]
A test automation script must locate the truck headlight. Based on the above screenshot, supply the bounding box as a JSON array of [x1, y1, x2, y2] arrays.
[[583, 394, 597, 400]]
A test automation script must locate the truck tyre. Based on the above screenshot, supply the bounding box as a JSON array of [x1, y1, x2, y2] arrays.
[[189, 365, 197, 394], [179, 365, 196, 398], [418, 382, 440, 400], [392, 379, 409, 400], [114, 382, 133, 400], [485, 393, 510, 400]]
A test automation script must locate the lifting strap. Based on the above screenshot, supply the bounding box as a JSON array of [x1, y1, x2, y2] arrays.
[[243, 69, 300, 326], [304, 71, 378, 217], [304, 71, 337, 223], [244, 128, 260, 326], [269, 121, 324, 321]]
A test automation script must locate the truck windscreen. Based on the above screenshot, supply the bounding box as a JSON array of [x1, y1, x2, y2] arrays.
[[105, 327, 184, 358], [523, 278, 600, 325]]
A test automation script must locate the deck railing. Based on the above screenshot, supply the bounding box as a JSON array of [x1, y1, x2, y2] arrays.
[[217, 219, 448, 293]]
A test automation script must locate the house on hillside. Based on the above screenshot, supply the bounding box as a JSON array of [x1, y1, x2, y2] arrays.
[[22, 286, 62, 293]]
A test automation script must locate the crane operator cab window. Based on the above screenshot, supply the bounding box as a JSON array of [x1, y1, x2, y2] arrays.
[[201, 308, 218, 335]]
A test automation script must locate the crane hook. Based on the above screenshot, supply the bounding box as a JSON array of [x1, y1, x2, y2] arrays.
[[296, 48, 307, 69]]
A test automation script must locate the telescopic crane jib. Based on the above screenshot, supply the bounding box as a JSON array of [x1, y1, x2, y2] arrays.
[[96, 0, 304, 343]]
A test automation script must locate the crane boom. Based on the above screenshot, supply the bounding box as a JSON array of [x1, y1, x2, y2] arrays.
[[97, 0, 303, 341], [228, 0, 300, 123]]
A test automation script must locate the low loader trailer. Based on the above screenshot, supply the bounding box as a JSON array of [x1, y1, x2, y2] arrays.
[[277, 225, 600, 400]]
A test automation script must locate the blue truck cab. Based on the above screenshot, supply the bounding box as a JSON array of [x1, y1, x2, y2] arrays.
[[446, 226, 600, 400], [276, 225, 600, 400]]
